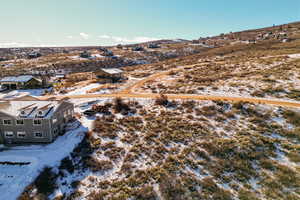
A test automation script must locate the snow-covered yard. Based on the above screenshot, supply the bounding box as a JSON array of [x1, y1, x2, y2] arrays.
[[66, 83, 102, 95], [16, 88, 52, 96], [0, 88, 52, 100], [0, 121, 87, 200]]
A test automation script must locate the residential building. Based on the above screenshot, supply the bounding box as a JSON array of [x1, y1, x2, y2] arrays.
[[27, 51, 42, 59], [0, 100, 74, 144], [148, 43, 160, 48], [94, 68, 124, 83], [132, 46, 144, 51], [0, 75, 42, 90], [80, 51, 91, 58]]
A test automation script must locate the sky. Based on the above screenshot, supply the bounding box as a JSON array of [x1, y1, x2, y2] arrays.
[[0, 0, 299, 48]]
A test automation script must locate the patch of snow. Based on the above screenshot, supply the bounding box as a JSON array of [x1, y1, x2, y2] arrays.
[[248, 177, 260, 190], [67, 83, 102, 95], [288, 54, 300, 59], [16, 88, 52, 96], [0, 122, 87, 200], [91, 54, 104, 58], [273, 144, 299, 169], [0, 88, 52, 99]]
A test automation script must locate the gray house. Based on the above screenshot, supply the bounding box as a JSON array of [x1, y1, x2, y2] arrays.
[[94, 68, 124, 83], [0, 100, 74, 144], [0, 75, 42, 90]]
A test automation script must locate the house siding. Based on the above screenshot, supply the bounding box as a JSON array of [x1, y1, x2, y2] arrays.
[[24, 78, 42, 89], [0, 101, 74, 144], [94, 70, 123, 83], [0, 78, 41, 90], [0, 116, 52, 143], [51, 101, 74, 137]]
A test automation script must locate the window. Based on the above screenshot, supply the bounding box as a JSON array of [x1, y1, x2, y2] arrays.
[[16, 119, 24, 125], [38, 111, 43, 116], [52, 118, 57, 123], [4, 131, 13, 138], [3, 119, 12, 125], [17, 131, 26, 138], [63, 111, 67, 118], [53, 128, 59, 135], [33, 119, 42, 125], [34, 132, 43, 138]]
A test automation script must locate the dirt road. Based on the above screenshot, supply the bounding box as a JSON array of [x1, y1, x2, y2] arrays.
[[39, 56, 300, 108], [41, 93, 300, 108], [120, 63, 197, 94]]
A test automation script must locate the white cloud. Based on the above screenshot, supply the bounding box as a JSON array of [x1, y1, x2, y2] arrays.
[[98, 35, 160, 44], [98, 35, 111, 39], [79, 32, 89, 40], [66, 35, 74, 39]]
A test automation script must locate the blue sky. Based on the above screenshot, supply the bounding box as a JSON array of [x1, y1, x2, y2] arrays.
[[0, 0, 299, 47]]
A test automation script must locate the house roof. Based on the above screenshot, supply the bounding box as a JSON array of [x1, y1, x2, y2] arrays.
[[0, 100, 66, 119], [101, 68, 123, 74], [0, 75, 35, 83]]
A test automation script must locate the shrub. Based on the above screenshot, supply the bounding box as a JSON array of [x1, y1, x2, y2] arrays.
[[159, 175, 186, 200], [34, 167, 58, 195], [282, 109, 300, 126], [104, 147, 125, 161], [86, 191, 105, 200], [113, 98, 136, 115], [71, 180, 81, 189], [91, 104, 111, 115], [238, 189, 260, 200], [155, 94, 169, 106], [134, 186, 158, 200], [287, 151, 300, 162], [121, 162, 135, 175], [113, 98, 129, 113], [86, 157, 113, 172], [59, 157, 74, 174]]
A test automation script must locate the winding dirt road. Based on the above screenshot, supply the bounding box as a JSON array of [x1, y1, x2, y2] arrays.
[[42, 93, 300, 108], [39, 58, 300, 108]]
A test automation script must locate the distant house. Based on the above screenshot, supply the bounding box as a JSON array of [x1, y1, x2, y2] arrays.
[[28, 51, 42, 59], [148, 43, 161, 48], [116, 44, 123, 49], [54, 69, 69, 79], [94, 68, 124, 83], [0, 100, 74, 144], [101, 50, 114, 57], [0, 75, 42, 90], [80, 51, 91, 58], [0, 57, 7, 62], [132, 46, 144, 51]]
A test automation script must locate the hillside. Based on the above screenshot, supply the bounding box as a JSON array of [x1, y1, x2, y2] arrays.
[[19, 98, 300, 200], [0, 21, 299, 200]]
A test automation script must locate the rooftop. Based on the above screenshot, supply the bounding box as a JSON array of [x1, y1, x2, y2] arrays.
[[0, 100, 62, 119], [0, 75, 35, 83], [101, 68, 123, 74]]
